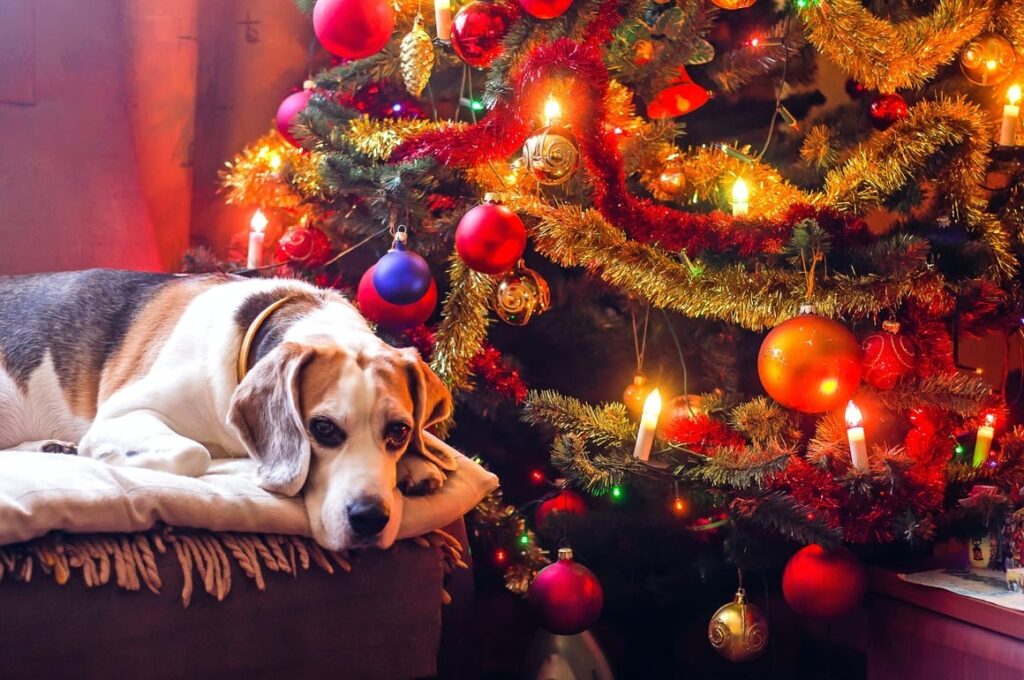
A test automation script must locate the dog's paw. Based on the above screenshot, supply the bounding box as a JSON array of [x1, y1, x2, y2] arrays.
[[41, 440, 78, 455], [398, 455, 446, 495]]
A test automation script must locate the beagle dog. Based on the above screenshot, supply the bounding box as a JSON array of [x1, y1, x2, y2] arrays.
[[0, 269, 457, 550]]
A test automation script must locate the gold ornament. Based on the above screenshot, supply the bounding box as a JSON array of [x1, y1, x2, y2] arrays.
[[400, 15, 434, 97], [522, 125, 580, 186], [708, 588, 769, 663], [493, 261, 550, 326], [710, 0, 756, 9], [622, 373, 652, 419], [960, 33, 1016, 87]]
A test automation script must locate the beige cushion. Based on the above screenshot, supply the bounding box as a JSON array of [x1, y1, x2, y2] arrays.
[[0, 451, 497, 546]]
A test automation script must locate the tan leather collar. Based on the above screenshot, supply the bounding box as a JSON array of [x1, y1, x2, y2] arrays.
[[236, 295, 295, 383]]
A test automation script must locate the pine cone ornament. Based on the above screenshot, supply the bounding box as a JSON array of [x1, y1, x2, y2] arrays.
[[400, 16, 434, 97]]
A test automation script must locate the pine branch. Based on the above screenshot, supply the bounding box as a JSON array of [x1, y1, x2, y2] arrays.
[[729, 397, 797, 448], [680, 444, 794, 490], [872, 373, 991, 417], [522, 390, 635, 448], [731, 491, 842, 547]]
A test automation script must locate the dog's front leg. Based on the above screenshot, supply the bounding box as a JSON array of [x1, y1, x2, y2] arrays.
[[398, 454, 447, 495], [79, 410, 211, 477]]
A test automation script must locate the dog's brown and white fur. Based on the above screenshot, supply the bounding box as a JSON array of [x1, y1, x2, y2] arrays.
[[0, 270, 456, 550]]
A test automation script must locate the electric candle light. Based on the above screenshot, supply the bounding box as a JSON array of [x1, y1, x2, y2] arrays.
[[434, 0, 452, 41], [543, 96, 562, 126], [730, 178, 749, 216], [1000, 84, 1021, 146], [633, 389, 662, 462], [845, 401, 869, 471], [973, 413, 996, 467], [247, 209, 268, 269]]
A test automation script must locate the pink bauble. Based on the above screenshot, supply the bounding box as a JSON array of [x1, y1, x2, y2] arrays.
[[528, 548, 603, 635], [455, 202, 527, 274], [451, 1, 517, 68], [357, 265, 437, 330], [519, 0, 572, 19], [783, 545, 866, 620], [276, 89, 314, 147], [313, 0, 395, 60]]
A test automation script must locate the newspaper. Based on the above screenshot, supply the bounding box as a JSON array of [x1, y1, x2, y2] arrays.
[[898, 569, 1024, 612]]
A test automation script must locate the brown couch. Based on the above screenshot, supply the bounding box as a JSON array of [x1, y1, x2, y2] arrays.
[[0, 521, 477, 680]]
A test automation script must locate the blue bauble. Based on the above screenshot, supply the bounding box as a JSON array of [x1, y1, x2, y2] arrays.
[[372, 243, 433, 305]]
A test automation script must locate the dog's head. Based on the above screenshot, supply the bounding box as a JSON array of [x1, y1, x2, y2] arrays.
[[227, 340, 453, 550]]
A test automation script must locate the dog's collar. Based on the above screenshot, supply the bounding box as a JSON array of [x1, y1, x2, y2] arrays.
[[237, 295, 296, 383]]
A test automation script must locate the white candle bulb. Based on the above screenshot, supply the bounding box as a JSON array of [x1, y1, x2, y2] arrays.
[[846, 401, 869, 471], [434, 0, 452, 41], [247, 209, 268, 269], [633, 389, 662, 462], [973, 413, 996, 467], [543, 96, 562, 126], [731, 178, 749, 216], [1000, 84, 1021, 146]]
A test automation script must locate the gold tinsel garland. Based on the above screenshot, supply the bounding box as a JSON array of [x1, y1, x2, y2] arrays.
[[430, 257, 496, 390], [801, 0, 994, 92], [345, 116, 467, 161], [220, 130, 318, 214]]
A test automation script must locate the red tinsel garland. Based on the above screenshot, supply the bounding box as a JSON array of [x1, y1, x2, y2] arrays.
[[405, 325, 528, 403]]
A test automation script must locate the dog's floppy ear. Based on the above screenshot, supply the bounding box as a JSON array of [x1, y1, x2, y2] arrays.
[[228, 342, 315, 496], [403, 348, 457, 471]]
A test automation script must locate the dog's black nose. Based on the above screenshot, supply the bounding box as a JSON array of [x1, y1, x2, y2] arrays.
[[346, 497, 390, 537]]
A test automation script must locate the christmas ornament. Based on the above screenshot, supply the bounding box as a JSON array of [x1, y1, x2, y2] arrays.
[[708, 587, 769, 663], [634, 39, 654, 66], [372, 229, 433, 305], [647, 68, 710, 119], [276, 225, 333, 268], [450, 1, 516, 68], [844, 78, 867, 100], [782, 545, 866, 620], [657, 394, 706, 438], [960, 33, 1016, 87], [312, 0, 395, 60], [868, 93, 908, 130], [622, 372, 652, 419], [357, 264, 438, 330], [455, 199, 527, 274], [522, 126, 579, 186], [535, 490, 588, 531], [493, 261, 550, 325], [861, 321, 916, 389], [528, 547, 604, 635], [757, 305, 862, 414], [400, 15, 434, 97], [276, 88, 314, 147], [710, 0, 756, 9], [518, 0, 572, 20]]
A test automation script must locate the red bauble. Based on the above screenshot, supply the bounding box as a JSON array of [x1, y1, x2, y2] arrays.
[[861, 321, 916, 390], [455, 201, 527, 274], [357, 265, 438, 330], [782, 545, 866, 620], [528, 547, 603, 635], [845, 78, 867, 100], [646, 68, 710, 119], [451, 1, 516, 68], [276, 226, 333, 268], [518, 0, 572, 19], [313, 0, 395, 60], [868, 93, 908, 130], [276, 89, 313, 147], [535, 490, 588, 531], [757, 307, 862, 413]]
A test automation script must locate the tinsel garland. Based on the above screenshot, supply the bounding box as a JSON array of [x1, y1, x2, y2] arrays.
[[502, 193, 944, 331], [405, 326, 528, 403], [801, 0, 994, 92], [429, 258, 496, 391], [220, 130, 318, 215]]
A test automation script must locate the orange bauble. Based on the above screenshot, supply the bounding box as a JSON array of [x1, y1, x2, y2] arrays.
[[622, 372, 652, 418], [757, 307, 863, 413], [710, 0, 756, 9]]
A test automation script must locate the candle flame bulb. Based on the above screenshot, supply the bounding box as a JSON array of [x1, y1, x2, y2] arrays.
[[731, 178, 749, 204], [845, 400, 863, 427], [642, 389, 662, 422], [250, 209, 269, 234], [1009, 84, 1022, 105], [985, 413, 996, 427], [633, 389, 662, 462], [543, 96, 562, 126]]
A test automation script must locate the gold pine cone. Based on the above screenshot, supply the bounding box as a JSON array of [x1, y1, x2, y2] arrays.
[[400, 16, 434, 98]]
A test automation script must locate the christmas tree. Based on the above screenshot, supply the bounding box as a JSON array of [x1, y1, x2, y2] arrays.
[[216, 0, 1024, 671]]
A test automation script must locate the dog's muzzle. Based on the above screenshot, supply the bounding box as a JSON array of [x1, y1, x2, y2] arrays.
[[346, 496, 390, 537]]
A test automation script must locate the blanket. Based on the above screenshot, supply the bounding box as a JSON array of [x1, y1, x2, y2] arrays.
[[0, 451, 498, 547]]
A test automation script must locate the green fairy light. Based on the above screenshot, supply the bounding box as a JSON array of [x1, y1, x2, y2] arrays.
[[517, 533, 530, 546], [610, 485, 624, 500]]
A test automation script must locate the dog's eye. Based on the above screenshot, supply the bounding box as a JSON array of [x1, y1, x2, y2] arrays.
[[384, 422, 411, 449], [309, 417, 346, 447]]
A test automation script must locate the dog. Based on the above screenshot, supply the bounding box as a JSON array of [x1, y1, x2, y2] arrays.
[[0, 269, 458, 550]]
